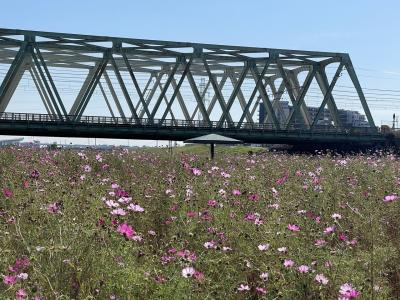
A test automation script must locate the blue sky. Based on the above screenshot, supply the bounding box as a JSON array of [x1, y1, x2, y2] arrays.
[[1, 0, 399, 145]]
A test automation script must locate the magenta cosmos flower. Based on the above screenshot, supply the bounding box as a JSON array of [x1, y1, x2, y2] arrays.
[[2, 188, 13, 198], [338, 283, 360, 299], [383, 194, 398, 202], [283, 259, 295, 268], [3, 275, 17, 285], [117, 223, 135, 239], [287, 224, 300, 232], [191, 168, 202, 176]]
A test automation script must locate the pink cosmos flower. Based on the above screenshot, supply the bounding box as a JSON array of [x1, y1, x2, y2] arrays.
[[3, 275, 17, 285], [256, 287, 267, 294], [186, 211, 196, 218], [383, 194, 398, 202], [232, 189, 242, 196], [332, 213, 342, 220], [111, 183, 120, 189], [191, 168, 202, 176], [287, 224, 300, 232], [95, 154, 103, 162], [284, 259, 295, 268], [30, 169, 40, 179], [315, 239, 327, 247], [260, 272, 269, 280], [182, 267, 196, 278], [258, 244, 270, 251], [111, 208, 126, 216], [204, 241, 217, 249], [127, 204, 144, 212], [194, 271, 204, 282], [83, 165, 92, 172], [237, 284, 250, 292], [207, 199, 217, 207], [248, 194, 260, 201], [117, 223, 135, 239], [298, 265, 310, 273], [15, 289, 28, 300], [2, 188, 13, 198], [47, 202, 61, 214], [315, 273, 329, 285], [324, 225, 336, 235], [339, 283, 360, 299], [339, 232, 349, 241]]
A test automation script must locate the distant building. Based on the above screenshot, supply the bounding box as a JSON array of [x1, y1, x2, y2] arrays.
[[259, 101, 369, 127], [0, 138, 24, 147]]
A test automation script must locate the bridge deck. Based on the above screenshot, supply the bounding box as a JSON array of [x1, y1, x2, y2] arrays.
[[0, 112, 387, 146]]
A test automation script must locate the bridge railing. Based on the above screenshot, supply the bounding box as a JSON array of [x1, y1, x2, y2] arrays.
[[0, 112, 378, 135]]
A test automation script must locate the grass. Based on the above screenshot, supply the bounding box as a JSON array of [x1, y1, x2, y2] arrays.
[[0, 146, 399, 299]]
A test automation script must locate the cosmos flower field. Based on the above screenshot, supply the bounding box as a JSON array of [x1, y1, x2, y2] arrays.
[[1, 146, 400, 299]]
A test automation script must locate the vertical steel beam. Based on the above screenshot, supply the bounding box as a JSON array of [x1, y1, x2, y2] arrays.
[[311, 63, 344, 129], [345, 57, 376, 129]]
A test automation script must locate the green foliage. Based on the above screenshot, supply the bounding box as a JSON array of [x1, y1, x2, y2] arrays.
[[0, 147, 399, 299]]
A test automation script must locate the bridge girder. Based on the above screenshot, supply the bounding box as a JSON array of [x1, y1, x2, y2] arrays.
[[0, 28, 376, 132]]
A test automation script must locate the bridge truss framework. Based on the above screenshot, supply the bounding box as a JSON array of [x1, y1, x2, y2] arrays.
[[0, 28, 376, 136]]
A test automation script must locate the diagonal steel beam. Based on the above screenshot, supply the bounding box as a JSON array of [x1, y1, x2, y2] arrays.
[[70, 62, 101, 115], [190, 78, 211, 121], [205, 74, 228, 117], [109, 54, 139, 123], [139, 73, 162, 119], [103, 71, 127, 122], [251, 65, 281, 129], [29, 65, 56, 116], [311, 63, 344, 129], [218, 64, 250, 125], [160, 58, 193, 123], [227, 69, 253, 125], [277, 62, 311, 128], [33, 45, 68, 118], [171, 78, 191, 122], [135, 74, 154, 113], [345, 58, 376, 129], [0, 44, 29, 112], [149, 60, 180, 121], [203, 58, 233, 127], [285, 68, 316, 128], [156, 80, 178, 126], [122, 51, 151, 119], [74, 55, 109, 120], [265, 78, 286, 124], [315, 67, 342, 128], [31, 49, 63, 119], [186, 70, 211, 125], [99, 81, 117, 123], [237, 60, 271, 128]]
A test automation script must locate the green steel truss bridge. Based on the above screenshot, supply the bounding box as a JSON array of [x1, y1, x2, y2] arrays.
[[0, 28, 390, 147]]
